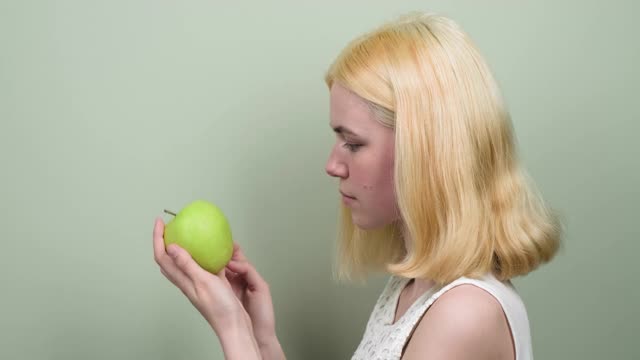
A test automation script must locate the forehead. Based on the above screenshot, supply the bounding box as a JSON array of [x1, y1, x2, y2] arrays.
[[329, 83, 375, 130]]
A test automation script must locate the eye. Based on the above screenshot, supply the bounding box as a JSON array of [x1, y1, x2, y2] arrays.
[[342, 142, 363, 152]]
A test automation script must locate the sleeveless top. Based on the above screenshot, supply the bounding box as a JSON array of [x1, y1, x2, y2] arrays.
[[351, 273, 533, 360]]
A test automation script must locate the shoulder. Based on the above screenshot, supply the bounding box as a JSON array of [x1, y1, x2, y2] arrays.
[[402, 284, 515, 360]]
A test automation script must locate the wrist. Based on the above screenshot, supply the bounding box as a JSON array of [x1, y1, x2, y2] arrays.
[[208, 305, 249, 335], [255, 331, 279, 349], [215, 319, 261, 360], [257, 335, 286, 360]]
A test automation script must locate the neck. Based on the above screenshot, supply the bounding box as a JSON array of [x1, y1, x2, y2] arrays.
[[398, 221, 411, 255], [397, 222, 436, 292]]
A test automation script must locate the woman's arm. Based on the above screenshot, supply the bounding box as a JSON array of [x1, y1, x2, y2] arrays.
[[224, 247, 287, 360], [215, 313, 263, 360], [153, 218, 264, 359]]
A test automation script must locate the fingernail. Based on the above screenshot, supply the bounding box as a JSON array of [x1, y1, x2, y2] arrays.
[[167, 245, 178, 258]]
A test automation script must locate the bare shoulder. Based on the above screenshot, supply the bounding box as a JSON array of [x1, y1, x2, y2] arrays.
[[402, 284, 515, 360]]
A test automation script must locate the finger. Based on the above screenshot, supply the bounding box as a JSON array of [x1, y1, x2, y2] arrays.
[[225, 259, 268, 292], [231, 243, 247, 261], [224, 266, 240, 280], [167, 243, 207, 281], [160, 260, 193, 292], [153, 217, 166, 262], [215, 267, 230, 283], [153, 218, 193, 291], [157, 252, 192, 290]]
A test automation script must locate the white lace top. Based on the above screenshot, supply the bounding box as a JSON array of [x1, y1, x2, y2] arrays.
[[351, 273, 533, 360]]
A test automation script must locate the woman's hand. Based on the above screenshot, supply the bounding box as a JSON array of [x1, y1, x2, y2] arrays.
[[152, 218, 261, 359], [224, 245, 285, 359]]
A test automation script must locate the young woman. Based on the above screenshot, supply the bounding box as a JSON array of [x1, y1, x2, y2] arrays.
[[153, 11, 561, 360]]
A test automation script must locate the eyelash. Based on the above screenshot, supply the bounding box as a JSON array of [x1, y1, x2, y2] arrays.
[[343, 142, 363, 152]]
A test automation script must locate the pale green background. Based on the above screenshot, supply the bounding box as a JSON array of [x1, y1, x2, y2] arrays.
[[1, 0, 638, 359]]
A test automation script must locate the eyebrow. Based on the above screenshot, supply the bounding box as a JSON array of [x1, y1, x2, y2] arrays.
[[332, 125, 359, 137]]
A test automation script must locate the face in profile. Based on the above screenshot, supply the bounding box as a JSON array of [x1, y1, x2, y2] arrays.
[[325, 83, 400, 230]]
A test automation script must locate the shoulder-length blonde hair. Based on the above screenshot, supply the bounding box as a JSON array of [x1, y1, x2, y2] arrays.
[[325, 12, 562, 285]]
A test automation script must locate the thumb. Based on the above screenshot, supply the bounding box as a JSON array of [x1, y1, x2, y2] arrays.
[[226, 259, 268, 292], [214, 267, 229, 283], [167, 244, 205, 280]]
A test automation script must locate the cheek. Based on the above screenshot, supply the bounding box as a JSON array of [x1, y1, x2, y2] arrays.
[[353, 176, 399, 229], [370, 175, 396, 210], [360, 157, 397, 212]]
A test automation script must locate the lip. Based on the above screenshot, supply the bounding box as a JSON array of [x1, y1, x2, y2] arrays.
[[340, 190, 356, 199], [340, 191, 357, 205]]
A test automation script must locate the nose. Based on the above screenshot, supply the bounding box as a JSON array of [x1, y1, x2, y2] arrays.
[[325, 147, 348, 178]]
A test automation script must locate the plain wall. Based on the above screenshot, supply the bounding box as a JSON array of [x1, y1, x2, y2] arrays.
[[1, 0, 638, 359]]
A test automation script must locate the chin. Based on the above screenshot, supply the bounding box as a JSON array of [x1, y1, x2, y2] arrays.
[[351, 210, 399, 231], [352, 216, 387, 231]]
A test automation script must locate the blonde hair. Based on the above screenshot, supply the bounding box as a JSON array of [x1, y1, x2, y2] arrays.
[[325, 12, 562, 285]]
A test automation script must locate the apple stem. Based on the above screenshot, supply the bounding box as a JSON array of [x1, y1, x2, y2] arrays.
[[164, 209, 177, 217]]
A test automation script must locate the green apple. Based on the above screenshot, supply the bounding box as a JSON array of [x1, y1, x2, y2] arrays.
[[163, 200, 233, 274]]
